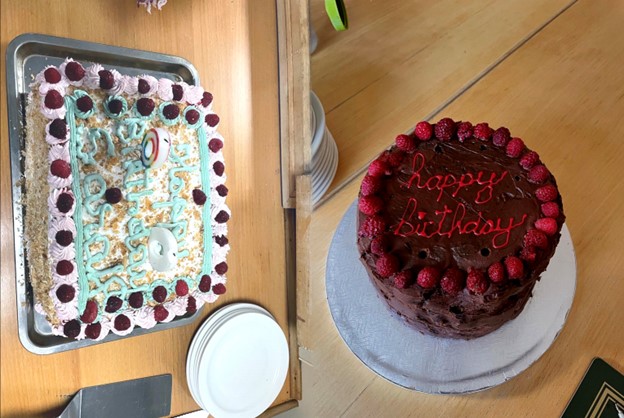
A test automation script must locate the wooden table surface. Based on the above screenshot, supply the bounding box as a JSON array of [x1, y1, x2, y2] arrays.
[[0, 1, 300, 417], [289, 0, 624, 416]]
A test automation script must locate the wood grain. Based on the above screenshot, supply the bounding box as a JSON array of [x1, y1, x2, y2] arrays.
[[0, 1, 299, 417], [287, 0, 624, 416], [310, 0, 575, 202]]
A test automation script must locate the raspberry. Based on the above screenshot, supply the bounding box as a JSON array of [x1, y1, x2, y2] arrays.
[[358, 215, 386, 238], [520, 247, 537, 264], [541, 202, 560, 218], [473, 123, 493, 140], [114, 314, 131, 331], [505, 256, 524, 280], [199, 275, 212, 292], [535, 218, 558, 235], [49, 119, 67, 139], [186, 295, 197, 314], [457, 121, 473, 142], [535, 184, 558, 202], [107, 99, 123, 115], [192, 189, 207, 205], [487, 262, 506, 283], [171, 84, 184, 101], [56, 284, 75, 303], [524, 229, 549, 249], [213, 161, 225, 176], [44, 67, 62, 83], [128, 292, 144, 308], [212, 283, 227, 295], [370, 235, 388, 255], [368, 159, 390, 177], [152, 286, 167, 303], [80, 300, 98, 323], [105, 187, 122, 204], [395, 134, 416, 152], [76, 95, 93, 113], [414, 121, 433, 141], [50, 159, 71, 178], [163, 104, 180, 119], [361, 175, 382, 196], [57, 193, 74, 213], [205, 114, 220, 127], [434, 118, 456, 141], [216, 185, 228, 197], [417, 266, 440, 289], [506, 137, 525, 158], [209, 138, 224, 152], [56, 260, 74, 275], [441, 268, 465, 295], [520, 151, 540, 170], [376, 253, 399, 278], [136, 98, 155, 116], [98, 70, 114, 89], [64, 319, 81, 338], [358, 195, 383, 215], [466, 268, 489, 294], [201, 92, 213, 107], [215, 210, 229, 223], [65, 62, 85, 81], [393, 270, 414, 289], [105, 296, 123, 313], [185, 109, 200, 125], [215, 235, 229, 246], [175, 280, 189, 296], [492, 127, 511, 147], [386, 151, 405, 167], [138, 78, 151, 94], [154, 305, 169, 322], [85, 322, 101, 339], [55, 230, 73, 246], [528, 165, 550, 184], [215, 262, 228, 275], [44, 90, 64, 109]]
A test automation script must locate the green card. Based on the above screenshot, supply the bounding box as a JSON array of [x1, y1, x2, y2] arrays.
[[562, 358, 624, 418]]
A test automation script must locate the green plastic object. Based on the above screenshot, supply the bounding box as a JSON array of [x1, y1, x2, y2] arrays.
[[325, 0, 348, 31]]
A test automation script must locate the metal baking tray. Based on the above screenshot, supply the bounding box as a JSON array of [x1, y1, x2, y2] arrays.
[[6, 33, 203, 354]]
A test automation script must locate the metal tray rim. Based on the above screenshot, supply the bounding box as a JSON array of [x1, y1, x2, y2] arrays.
[[6, 33, 204, 355]]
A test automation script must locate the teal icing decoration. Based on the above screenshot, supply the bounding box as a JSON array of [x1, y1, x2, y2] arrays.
[[71, 90, 95, 119], [65, 96, 88, 313], [196, 124, 213, 277], [116, 118, 148, 145], [158, 101, 180, 126], [63, 91, 215, 321], [182, 106, 202, 130], [103, 95, 128, 119]]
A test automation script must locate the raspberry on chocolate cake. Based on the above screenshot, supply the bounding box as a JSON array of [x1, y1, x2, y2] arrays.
[[357, 118, 564, 339]]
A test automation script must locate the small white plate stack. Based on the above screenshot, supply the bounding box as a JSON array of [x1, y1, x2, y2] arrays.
[[311, 91, 339, 205], [186, 303, 289, 418]]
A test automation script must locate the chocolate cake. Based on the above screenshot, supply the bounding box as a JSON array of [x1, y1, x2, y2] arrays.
[[356, 118, 564, 339]]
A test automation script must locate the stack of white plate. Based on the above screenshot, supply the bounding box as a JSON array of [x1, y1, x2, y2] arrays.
[[311, 91, 339, 205], [186, 303, 289, 418]]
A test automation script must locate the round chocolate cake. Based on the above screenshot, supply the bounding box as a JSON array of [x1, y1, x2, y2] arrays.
[[356, 118, 564, 339]]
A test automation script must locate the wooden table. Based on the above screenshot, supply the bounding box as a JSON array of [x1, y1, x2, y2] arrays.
[[0, 1, 305, 417], [291, 0, 624, 416]]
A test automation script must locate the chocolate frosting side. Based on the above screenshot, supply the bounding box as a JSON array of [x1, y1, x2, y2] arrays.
[[357, 135, 565, 340]]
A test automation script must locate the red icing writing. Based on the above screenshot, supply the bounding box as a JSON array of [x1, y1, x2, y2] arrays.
[[393, 198, 527, 249], [404, 152, 509, 204]]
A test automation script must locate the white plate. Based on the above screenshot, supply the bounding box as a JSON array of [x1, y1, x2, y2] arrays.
[[312, 129, 339, 204], [186, 304, 273, 410], [312, 129, 330, 175], [312, 132, 332, 189], [310, 91, 325, 158], [326, 202, 576, 394], [195, 312, 289, 418]]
